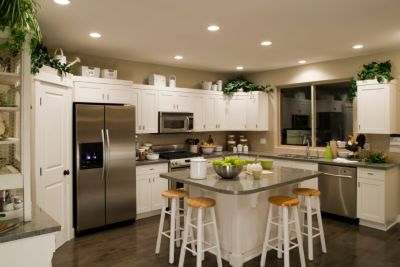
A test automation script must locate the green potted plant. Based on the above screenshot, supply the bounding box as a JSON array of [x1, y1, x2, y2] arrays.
[[223, 76, 273, 96], [348, 60, 394, 101]]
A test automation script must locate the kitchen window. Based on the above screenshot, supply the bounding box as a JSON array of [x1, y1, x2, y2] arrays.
[[279, 81, 353, 147]]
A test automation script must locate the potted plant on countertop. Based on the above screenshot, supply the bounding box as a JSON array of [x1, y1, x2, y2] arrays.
[[348, 60, 395, 101], [223, 76, 274, 96]]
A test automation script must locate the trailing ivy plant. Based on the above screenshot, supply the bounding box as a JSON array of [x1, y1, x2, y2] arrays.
[[348, 60, 394, 101], [0, 0, 72, 75], [223, 76, 273, 96]]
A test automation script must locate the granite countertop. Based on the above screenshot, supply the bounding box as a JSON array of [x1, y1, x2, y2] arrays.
[[0, 205, 61, 243], [136, 158, 170, 166], [160, 166, 320, 195], [202, 151, 399, 170]]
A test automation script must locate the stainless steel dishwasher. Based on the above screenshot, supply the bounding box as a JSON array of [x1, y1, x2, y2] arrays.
[[318, 164, 357, 219]]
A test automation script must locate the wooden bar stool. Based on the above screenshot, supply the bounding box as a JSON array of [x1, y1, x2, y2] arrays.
[[155, 189, 189, 264], [293, 188, 327, 261], [260, 196, 305, 267], [179, 197, 222, 267]]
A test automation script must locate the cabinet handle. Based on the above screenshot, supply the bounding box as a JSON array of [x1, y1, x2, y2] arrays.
[[139, 125, 141, 130], [203, 124, 205, 129], [256, 124, 258, 128], [367, 173, 374, 176], [149, 168, 154, 171], [148, 178, 151, 183], [107, 94, 109, 100], [177, 104, 179, 110], [102, 93, 105, 99], [153, 178, 155, 182], [143, 125, 145, 130], [358, 182, 360, 187], [359, 125, 360, 130]]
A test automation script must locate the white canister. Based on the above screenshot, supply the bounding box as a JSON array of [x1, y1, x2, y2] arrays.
[[233, 146, 238, 153], [217, 80, 223, 91], [202, 81, 212, 90], [169, 75, 176, 87], [211, 84, 218, 91], [190, 157, 207, 179], [237, 144, 243, 153], [243, 145, 249, 153]]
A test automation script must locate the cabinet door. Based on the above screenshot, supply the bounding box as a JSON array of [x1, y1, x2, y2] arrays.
[[205, 96, 216, 131], [357, 177, 385, 223], [246, 95, 258, 130], [151, 176, 169, 210], [177, 93, 193, 112], [226, 96, 247, 130], [140, 90, 158, 133], [193, 94, 206, 131], [136, 175, 151, 214], [358, 85, 388, 134], [215, 96, 227, 130], [74, 82, 105, 103], [106, 85, 137, 105], [158, 91, 176, 112]]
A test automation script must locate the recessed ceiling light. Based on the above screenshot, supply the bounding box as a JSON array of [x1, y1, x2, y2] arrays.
[[260, 41, 272, 46], [298, 60, 307, 64], [174, 55, 183, 60], [352, 44, 364, 49], [54, 0, 70, 5], [207, 25, 220, 32], [89, 32, 102, 38], [236, 66, 244, 70]]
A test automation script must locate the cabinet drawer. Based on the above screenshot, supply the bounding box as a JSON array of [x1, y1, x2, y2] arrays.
[[357, 168, 385, 181], [137, 163, 168, 175]]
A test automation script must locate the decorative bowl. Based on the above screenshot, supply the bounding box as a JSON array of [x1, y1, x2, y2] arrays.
[[201, 146, 215, 154], [213, 164, 243, 179], [260, 160, 273, 170]]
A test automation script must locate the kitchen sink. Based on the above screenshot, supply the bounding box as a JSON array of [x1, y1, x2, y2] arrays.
[[278, 154, 320, 160]]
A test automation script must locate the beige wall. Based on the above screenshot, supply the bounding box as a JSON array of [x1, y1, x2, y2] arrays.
[[244, 49, 400, 162], [64, 51, 231, 89]]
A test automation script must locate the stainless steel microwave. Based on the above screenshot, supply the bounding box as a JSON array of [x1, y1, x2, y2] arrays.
[[158, 112, 194, 133]]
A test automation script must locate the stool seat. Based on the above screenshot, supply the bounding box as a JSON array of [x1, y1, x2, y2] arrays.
[[293, 188, 321, 197], [268, 196, 299, 206], [187, 197, 215, 208], [161, 189, 188, 199]]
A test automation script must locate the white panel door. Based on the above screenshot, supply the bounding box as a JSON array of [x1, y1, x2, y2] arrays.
[[226, 96, 247, 130], [106, 85, 137, 105], [205, 96, 216, 131], [151, 176, 169, 210], [36, 82, 72, 248], [357, 85, 388, 134], [140, 90, 158, 133], [193, 94, 206, 131], [176, 93, 193, 112], [246, 95, 258, 130], [357, 178, 385, 223], [74, 82, 105, 103], [215, 96, 227, 130], [136, 175, 151, 214], [158, 91, 176, 112]]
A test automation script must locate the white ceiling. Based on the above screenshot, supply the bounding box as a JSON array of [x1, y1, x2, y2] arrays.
[[37, 0, 400, 72]]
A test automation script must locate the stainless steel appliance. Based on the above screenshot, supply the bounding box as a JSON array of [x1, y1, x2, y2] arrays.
[[73, 103, 136, 234], [318, 164, 357, 218], [158, 112, 193, 133]]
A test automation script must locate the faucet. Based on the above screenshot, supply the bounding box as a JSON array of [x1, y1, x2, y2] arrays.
[[305, 139, 311, 159]]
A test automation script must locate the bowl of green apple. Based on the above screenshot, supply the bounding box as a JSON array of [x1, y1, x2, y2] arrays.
[[212, 157, 244, 179]]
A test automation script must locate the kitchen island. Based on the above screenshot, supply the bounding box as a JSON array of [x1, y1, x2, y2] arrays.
[[160, 166, 320, 267]]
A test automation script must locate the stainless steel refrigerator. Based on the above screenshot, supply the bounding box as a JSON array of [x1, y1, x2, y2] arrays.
[[73, 103, 136, 234]]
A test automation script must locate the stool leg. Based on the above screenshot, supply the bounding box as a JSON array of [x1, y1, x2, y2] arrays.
[[196, 207, 203, 267], [169, 198, 177, 264], [316, 197, 327, 253], [179, 206, 192, 267], [293, 206, 306, 267], [283, 206, 290, 267], [306, 196, 313, 261], [210, 207, 223, 267], [176, 198, 181, 248], [155, 197, 167, 254], [277, 206, 283, 259], [260, 204, 273, 267]]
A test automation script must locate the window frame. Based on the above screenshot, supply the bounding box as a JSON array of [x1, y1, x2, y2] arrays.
[[276, 79, 353, 149]]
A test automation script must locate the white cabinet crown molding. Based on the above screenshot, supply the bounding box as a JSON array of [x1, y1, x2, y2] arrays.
[[72, 75, 133, 86]]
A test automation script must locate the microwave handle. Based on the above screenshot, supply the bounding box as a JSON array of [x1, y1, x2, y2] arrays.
[[186, 116, 190, 129]]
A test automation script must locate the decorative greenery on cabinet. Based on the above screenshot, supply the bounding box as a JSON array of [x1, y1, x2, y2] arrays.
[[223, 76, 273, 96], [349, 60, 394, 101]]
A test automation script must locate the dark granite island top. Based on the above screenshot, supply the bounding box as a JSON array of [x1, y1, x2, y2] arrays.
[[160, 166, 321, 195], [0, 205, 60, 243]]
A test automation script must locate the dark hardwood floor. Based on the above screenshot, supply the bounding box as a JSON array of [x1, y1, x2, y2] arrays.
[[53, 215, 400, 267]]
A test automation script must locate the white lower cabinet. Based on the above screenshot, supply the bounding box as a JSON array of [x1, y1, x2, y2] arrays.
[[357, 167, 399, 231], [136, 164, 169, 215]]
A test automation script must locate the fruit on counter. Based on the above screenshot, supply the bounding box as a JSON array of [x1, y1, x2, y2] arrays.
[[212, 157, 244, 167], [202, 135, 214, 147]]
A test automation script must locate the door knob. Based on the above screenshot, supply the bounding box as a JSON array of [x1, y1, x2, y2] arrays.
[[63, 169, 70, 176]]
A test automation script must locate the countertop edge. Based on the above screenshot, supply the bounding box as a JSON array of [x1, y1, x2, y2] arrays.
[[136, 159, 170, 166]]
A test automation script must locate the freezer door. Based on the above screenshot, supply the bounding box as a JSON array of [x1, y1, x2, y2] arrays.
[[105, 105, 136, 224], [74, 104, 106, 231]]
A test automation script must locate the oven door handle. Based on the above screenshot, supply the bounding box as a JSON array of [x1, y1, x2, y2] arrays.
[[320, 172, 353, 179]]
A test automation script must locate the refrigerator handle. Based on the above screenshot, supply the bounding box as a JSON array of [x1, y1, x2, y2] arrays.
[[101, 129, 107, 181], [105, 129, 111, 179]]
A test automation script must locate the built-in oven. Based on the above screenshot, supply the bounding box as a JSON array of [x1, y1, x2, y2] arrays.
[[159, 112, 193, 133]]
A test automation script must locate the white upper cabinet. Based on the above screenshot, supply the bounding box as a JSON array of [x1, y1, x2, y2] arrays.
[[226, 95, 247, 130], [106, 84, 138, 104], [158, 91, 192, 112], [138, 89, 158, 133], [215, 95, 227, 130], [192, 94, 206, 131], [205, 95, 217, 131], [74, 82, 105, 103], [246, 92, 269, 131], [357, 80, 399, 134]]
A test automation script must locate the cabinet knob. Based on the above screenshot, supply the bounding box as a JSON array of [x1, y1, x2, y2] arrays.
[[143, 125, 145, 130], [63, 169, 70, 176]]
